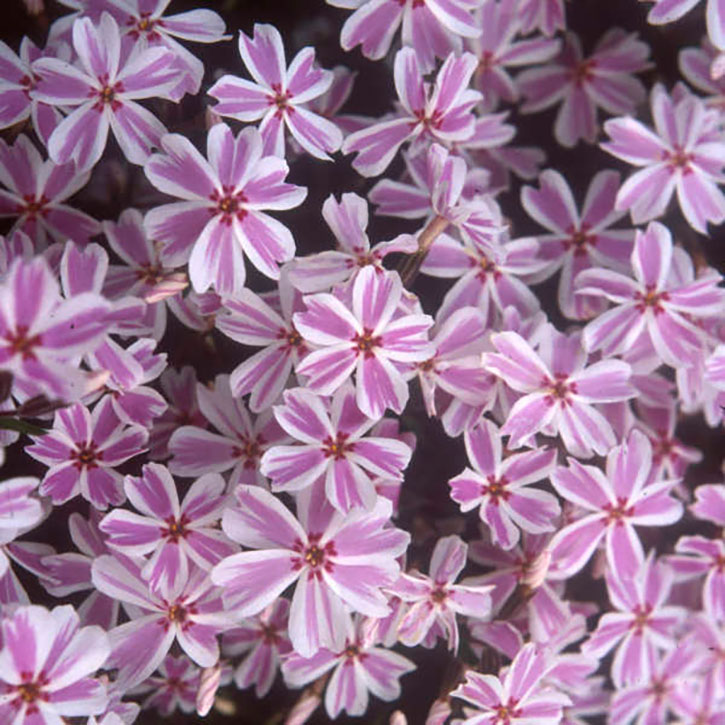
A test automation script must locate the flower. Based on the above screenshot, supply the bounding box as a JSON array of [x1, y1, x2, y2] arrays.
[[144, 123, 307, 296], [328, 0, 482, 72], [342, 48, 481, 177], [261, 384, 412, 512], [0, 604, 110, 724], [547, 430, 683, 580], [577, 221, 725, 368], [0, 134, 100, 248], [282, 614, 415, 718], [208, 24, 342, 160], [600, 83, 725, 232], [211, 483, 409, 656], [168, 374, 288, 489], [215, 276, 310, 412], [465, 0, 560, 112], [392, 535, 493, 650], [294, 267, 434, 419], [520, 169, 634, 320], [33, 13, 179, 170], [0, 255, 110, 401], [133, 655, 201, 717], [223, 599, 291, 697], [448, 419, 559, 550], [91, 555, 232, 688], [582, 553, 686, 688], [452, 642, 570, 724], [105, 0, 227, 100], [99, 463, 237, 600], [482, 328, 635, 457], [518, 29, 650, 148], [643, 0, 725, 52], [26, 394, 148, 509], [287, 192, 417, 294]]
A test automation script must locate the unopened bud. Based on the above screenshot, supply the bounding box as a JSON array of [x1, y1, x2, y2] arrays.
[[521, 548, 551, 590], [196, 663, 222, 717]]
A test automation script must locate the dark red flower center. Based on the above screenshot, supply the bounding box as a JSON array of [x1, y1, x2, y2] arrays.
[[352, 328, 381, 358], [71, 442, 102, 469], [164, 514, 190, 542], [292, 533, 337, 578], [603, 496, 635, 525], [493, 697, 522, 723], [260, 622, 281, 645], [544, 374, 577, 405], [13, 672, 49, 713], [6, 325, 41, 360], [630, 604, 652, 634], [571, 59, 596, 85], [482, 474, 510, 504], [211, 187, 248, 225], [566, 224, 596, 257], [92, 77, 124, 111], [664, 145, 693, 172], [322, 432, 354, 460], [635, 285, 669, 313]]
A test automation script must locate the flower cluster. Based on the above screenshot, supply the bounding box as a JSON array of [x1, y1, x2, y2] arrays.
[[0, 0, 724, 723]]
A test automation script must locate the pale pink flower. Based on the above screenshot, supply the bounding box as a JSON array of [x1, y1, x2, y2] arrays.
[[0, 604, 110, 724], [26, 394, 147, 509], [33, 13, 179, 170], [103, 208, 188, 341], [449, 419, 559, 550], [328, 0, 482, 72], [482, 328, 635, 456], [40, 511, 119, 630], [215, 277, 311, 412], [105, 0, 227, 100], [287, 192, 417, 294], [690, 483, 725, 526], [208, 24, 342, 160], [133, 655, 200, 717], [294, 267, 434, 419], [342, 48, 481, 177], [548, 430, 683, 580], [223, 599, 292, 698], [577, 221, 725, 368], [679, 37, 725, 106], [144, 123, 306, 296], [392, 535, 493, 651], [99, 463, 237, 600], [211, 483, 409, 656], [520, 169, 634, 320], [582, 554, 686, 688], [168, 374, 289, 489], [465, 0, 560, 112], [91, 555, 232, 688], [452, 643, 570, 724], [518, 29, 651, 148], [0, 37, 66, 143], [0, 134, 99, 248], [281, 614, 415, 718], [261, 385, 412, 512], [600, 84, 725, 232]]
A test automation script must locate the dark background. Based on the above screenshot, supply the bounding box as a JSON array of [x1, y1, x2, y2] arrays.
[[2, 0, 724, 723]]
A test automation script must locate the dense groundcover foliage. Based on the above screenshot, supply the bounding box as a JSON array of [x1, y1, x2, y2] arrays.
[[2, 0, 725, 723]]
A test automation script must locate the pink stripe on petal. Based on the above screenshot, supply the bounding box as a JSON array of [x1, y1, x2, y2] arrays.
[[125, 463, 178, 520], [262, 445, 328, 492], [275, 388, 332, 443], [286, 105, 342, 160], [100, 509, 162, 554], [209, 75, 271, 121], [548, 514, 607, 579], [237, 211, 295, 280], [325, 457, 377, 513], [295, 346, 358, 395], [464, 420, 501, 478], [356, 353, 408, 418], [109, 100, 167, 166], [48, 103, 109, 171], [222, 485, 305, 549], [500, 393, 556, 449], [238, 24, 286, 90]]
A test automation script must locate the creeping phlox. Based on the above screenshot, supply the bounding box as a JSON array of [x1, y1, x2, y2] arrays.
[[0, 0, 724, 723]]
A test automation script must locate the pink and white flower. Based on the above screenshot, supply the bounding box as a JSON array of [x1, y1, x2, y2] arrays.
[[105, 0, 227, 100], [0, 134, 100, 248], [582, 554, 686, 688], [0, 604, 110, 724], [577, 221, 725, 368], [329, 0, 482, 72], [452, 642, 570, 724], [99, 463, 237, 600], [26, 394, 147, 509], [282, 614, 416, 718], [294, 266, 434, 419], [518, 29, 651, 148], [342, 48, 481, 176], [33, 13, 179, 170], [600, 83, 725, 232], [261, 385, 412, 512], [482, 328, 635, 456], [211, 483, 409, 656], [223, 599, 291, 698], [448, 419, 559, 550], [392, 535, 493, 650], [144, 123, 307, 296], [520, 169, 634, 320], [208, 24, 342, 160], [548, 430, 683, 580], [643, 0, 725, 52]]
